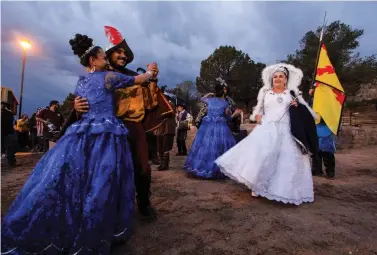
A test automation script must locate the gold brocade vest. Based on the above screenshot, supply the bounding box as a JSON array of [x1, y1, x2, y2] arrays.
[[114, 81, 174, 133], [114, 81, 159, 122]]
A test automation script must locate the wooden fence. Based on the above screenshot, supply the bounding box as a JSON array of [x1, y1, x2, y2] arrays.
[[342, 105, 377, 126]]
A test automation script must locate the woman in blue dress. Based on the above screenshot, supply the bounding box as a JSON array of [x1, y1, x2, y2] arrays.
[[1, 34, 157, 255], [184, 82, 239, 179]]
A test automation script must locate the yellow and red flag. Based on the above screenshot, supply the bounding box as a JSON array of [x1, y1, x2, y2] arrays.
[[313, 43, 346, 135]]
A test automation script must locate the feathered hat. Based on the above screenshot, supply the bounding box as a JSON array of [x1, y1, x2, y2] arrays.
[[250, 63, 317, 121], [104, 25, 134, 64]]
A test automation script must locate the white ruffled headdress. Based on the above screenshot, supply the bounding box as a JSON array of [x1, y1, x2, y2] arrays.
[[216, 77, 228, 87], [250, 63, 318, 121]]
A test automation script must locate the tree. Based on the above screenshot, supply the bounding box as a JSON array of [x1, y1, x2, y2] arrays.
[[229, 60, 266, 109], [166, 81, 201, 117], [59, 93, 75, 120], [196, 46, 243, 93], [283, 21, 377, 98], [196, 45, 266, 109]]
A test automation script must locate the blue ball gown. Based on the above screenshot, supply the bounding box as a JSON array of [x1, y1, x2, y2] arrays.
[[184, 97, 236, 179], [1, 71, 137, 255]]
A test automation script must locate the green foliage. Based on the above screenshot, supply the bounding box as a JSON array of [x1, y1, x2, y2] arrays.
[[59, 93, 75, 120], [196, 45, 266, 109], [283, 20, 377, 97], [166, 81, 201, 117]]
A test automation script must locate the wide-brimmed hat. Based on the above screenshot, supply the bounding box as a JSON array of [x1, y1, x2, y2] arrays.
[[104, 26, 134, 65], [177, 103, 186, 109]]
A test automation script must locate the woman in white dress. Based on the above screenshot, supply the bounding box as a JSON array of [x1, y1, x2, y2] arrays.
[[215, 63, 317, 205]]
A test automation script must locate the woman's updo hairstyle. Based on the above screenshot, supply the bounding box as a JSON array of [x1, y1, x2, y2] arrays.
[[69, 34, 101, 67], [214, 80, 225, 98]]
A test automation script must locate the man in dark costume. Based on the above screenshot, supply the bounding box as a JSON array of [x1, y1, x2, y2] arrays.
[[154, 97, 176, 170], [176, 103, 189, 156], [308, 88, 336, 179], [135, 67, 161, 166], [61, 26, 174, 222]]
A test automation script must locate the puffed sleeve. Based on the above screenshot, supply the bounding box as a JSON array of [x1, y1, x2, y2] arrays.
[[201, 96, 210, 104], [105, 71, 136, 90], [224, 101, 232, 121]]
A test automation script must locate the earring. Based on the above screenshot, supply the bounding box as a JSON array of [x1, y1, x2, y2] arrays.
[[90, 66, 96, 73]]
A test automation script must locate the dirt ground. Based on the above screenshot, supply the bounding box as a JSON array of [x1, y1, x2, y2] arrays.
[[1, 129, 377, 255]]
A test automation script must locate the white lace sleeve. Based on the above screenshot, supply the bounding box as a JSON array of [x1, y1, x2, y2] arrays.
[[293, 89, 318, 120], [250, 87, 268, 121]]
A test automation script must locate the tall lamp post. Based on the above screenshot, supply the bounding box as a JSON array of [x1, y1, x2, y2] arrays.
[[18, 40, 31, 119]]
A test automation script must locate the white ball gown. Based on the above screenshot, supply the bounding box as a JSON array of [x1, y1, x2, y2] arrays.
[[215, 90, 314, 205]]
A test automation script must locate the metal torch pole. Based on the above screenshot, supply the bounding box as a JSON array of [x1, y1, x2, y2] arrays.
[[19, 48, 27, 119]]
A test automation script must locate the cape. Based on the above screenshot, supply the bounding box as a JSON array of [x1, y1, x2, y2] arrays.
[[289, 103, 319, 155]]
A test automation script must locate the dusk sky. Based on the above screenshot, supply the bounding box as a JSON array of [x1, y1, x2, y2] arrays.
[[1, 1, 377, 115]]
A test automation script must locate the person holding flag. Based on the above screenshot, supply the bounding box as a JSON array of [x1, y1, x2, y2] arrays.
[[309, 43, 346, 179]]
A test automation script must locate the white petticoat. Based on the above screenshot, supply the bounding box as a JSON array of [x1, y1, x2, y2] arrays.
[[215, 121, 314, 205]]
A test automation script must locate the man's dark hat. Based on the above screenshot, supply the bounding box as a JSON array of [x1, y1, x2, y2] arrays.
[[104, 26, 134, 65], [177, 103, 186, 109]]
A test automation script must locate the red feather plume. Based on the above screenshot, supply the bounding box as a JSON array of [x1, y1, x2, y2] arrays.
[[104, 26, 124, 45]]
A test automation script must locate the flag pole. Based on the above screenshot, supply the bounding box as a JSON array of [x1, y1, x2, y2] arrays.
[[310, 11, 327, 94]]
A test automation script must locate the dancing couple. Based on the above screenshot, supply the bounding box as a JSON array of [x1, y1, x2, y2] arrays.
[[71, 26, 174, 222], [1, 29, 170, 254]]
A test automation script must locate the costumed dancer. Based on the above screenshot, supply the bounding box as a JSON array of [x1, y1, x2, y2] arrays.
[[184, 82, 238, 179], [66, 26, 174, 222], [176, 103, 189, 156], [1, 34, 157, 254], [154, 98, 177, 171], [309, 88, 336, 179], [136, 67, 160, 166], [195, 78, 244, 142], [215, 64, 316, 205]]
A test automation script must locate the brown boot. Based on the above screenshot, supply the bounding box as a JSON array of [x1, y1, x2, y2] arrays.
[[156, 155, 163, 170], [157, 152, 169, 171], [151, 157, 160, 165]]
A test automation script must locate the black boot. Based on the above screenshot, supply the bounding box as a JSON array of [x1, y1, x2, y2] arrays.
[[151, 157, 160, 165], [136, 173, 157, 222], [323, 151, 335, 179], [176, 140, 182, 156], [157, 152, 169, 171], [156, 154, 164, 171], [311, 151, 323, 176]]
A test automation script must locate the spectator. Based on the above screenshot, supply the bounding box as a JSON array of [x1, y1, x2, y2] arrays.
[[1, 102, 19, 167], [176, 103, 189, 156], [28, 112, 38, 151], [36, 100, 64, 152], [14, 114, 30, 150]]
